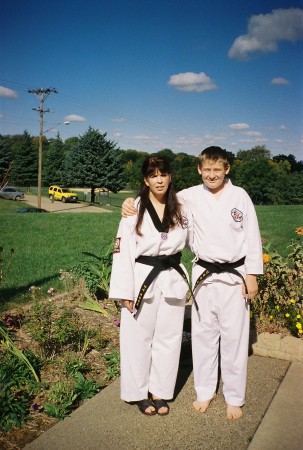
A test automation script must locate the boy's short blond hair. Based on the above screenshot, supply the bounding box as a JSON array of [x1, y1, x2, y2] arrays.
[[198, 146, 230, 169]]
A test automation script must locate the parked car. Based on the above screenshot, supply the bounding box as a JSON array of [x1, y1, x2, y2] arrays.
[[0, 187, 25, 201], [48, 186, 78, 203], [16, 207, 48, 213]]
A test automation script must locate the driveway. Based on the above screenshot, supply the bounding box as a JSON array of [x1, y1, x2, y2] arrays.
[[23, 194, 112, 213]]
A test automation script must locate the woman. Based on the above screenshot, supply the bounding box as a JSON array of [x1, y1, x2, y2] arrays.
[[109, 155, 192, 416]]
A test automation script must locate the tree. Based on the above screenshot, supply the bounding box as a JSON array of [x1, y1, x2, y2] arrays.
[[122, 150, 149, 188], [10, 131, 38, 189], [65, 127, 125, 203], [273, 154, 303, 172], [237, 145, 271, 162], [0, 136, 14, 186], [43, 134, 66, 186]]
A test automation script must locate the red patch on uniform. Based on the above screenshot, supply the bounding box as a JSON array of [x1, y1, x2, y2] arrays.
[[179, 215, 189, 229], [113, 237, 121, 253], [231, 208, 243, 222]]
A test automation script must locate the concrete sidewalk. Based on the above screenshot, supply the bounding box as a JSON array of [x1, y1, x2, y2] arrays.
[[248, 361, 303, 450], [23, 345, 303, 450]]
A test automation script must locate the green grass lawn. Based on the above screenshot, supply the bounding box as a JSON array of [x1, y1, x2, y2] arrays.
[[0, 196, 302, 310], [255, 205, 302, 254]]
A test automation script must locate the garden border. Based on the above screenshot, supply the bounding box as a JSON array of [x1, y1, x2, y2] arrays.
[[252, 332, 303, 362]]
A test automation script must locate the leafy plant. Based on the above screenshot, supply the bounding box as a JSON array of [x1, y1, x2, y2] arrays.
[[44, 372, 102, 420], [63, 359, 89, 377], [252, 232, 303, 337], [71, 245, 113, 297], [26, 303, 89, 357], [103, 348, 120, 380], [0, 349, 42, 431], [78, 292, 109, 317], [44, 380, 77, 420], [0, 325, 40, 382], [73, 372, 102, 400]]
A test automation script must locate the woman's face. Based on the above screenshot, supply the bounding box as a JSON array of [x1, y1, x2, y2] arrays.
[[144, 169, 171, 198]]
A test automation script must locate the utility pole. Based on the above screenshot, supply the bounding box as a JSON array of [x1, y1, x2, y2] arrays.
[[28, 88, 58, 209]]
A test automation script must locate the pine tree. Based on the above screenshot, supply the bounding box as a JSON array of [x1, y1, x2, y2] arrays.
[[0, 136, 14, 186], [65, 127, 125, 202], [43, 134, 66, 185], [10, 131, 38, 189]]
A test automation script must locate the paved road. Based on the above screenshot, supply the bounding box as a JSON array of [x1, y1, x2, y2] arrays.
[[23, 194, 111, 213]]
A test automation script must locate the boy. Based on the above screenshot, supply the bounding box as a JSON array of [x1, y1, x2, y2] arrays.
[[122, 146, 263, 419]]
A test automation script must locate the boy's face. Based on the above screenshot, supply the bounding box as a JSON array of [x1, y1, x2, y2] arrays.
[[198, 159, 230, 194]]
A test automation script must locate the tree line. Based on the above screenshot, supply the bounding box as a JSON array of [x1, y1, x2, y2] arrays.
[[0, 127, 303, 204]]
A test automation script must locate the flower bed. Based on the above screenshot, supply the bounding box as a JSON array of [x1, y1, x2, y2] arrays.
[[251, 229, 303, 339]]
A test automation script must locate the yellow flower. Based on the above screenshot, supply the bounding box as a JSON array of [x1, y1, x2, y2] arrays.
[[295, 227, 303, 236], [290, 299, 295, 304], [285, 313, 290, 318], [296, 322, 302, 330], [263, 253, 271, 264], [299, 329, 303, 335], [297, 314, 301, 319], [269, 315, 273, 320], [275, 305, 280, 310]]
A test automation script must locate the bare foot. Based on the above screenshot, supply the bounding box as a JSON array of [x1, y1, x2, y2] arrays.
[[193, 396, 215, 413], [226, 404, 243, 420]]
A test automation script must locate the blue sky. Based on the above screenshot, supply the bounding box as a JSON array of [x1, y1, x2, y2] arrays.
[[1, 0, 303, 160]]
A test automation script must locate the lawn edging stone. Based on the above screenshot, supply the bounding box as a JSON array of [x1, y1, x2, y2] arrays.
[[252, 332, 303, 362]]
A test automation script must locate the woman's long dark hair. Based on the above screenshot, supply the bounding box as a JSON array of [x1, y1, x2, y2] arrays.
[[135, 155, 181, 235]]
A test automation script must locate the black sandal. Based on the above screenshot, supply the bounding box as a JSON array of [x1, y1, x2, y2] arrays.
[[137, 399, 156, 416], [153, 399, 170, 416]]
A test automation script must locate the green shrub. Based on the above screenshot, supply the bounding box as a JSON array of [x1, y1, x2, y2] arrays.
[[70, 244, 112, 297], [252, 230, 303, 337], [26, 302, 89, 357], [0, 350, 42, 431]]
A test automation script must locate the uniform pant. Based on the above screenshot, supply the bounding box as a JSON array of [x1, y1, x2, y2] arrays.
[[119, 286, 186, 402], [191, 281, 250, 406]]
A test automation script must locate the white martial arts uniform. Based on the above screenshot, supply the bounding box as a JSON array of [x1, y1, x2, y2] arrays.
[[178, 180, 263, 406], [109, 198, 192, 402]]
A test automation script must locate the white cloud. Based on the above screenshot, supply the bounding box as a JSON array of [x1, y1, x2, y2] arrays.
[[228, 8, 303, 60], [64, 114, 86, 122], [131, 135, 159, 142], [0, 86, 18, 98], [168, 72, 217, 92], [112, 117, 126, 123], [245, 131, 262, 137], [280, 124, 287, 130], [0, 114, 3, 120], [271, 77, 289, 85], [229, 123, 250, 130], [239, 137, 269, 143]]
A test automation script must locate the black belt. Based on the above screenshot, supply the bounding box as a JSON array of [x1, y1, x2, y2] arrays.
[[134, 252, 198, 314], [193, 256, 247, 294]]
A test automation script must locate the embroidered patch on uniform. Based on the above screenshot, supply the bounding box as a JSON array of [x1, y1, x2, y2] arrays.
[[113, 237, 121, 253], [231, 208, 243, 222], [179, 215, 189, 229]]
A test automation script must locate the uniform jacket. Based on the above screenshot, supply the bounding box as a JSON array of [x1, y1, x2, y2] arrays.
[[178, 180, 263, 286], [109, 198, 193, 302]]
